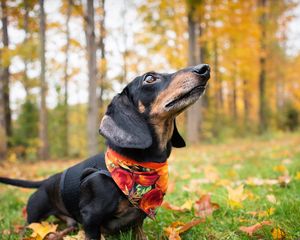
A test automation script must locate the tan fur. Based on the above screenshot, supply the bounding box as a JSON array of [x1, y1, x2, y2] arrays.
[[138, 100, 145, 113], [150, 72, 197, 118], [149, 72, 197, 150], [150, 118, 174, 150]]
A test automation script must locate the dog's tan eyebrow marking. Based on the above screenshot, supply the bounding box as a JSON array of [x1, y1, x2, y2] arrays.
[[138, 101, 145, 113]]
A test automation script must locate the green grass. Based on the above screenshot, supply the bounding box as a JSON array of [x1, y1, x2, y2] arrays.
[[0, 132, 299, 239]]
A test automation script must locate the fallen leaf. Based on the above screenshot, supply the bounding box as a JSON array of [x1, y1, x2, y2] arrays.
[[227, 169, 238, 179], [165, 227, 181, 240], [203, 165, 219, 182], [248, 208, 275, 218], [215, 179, 231, 187], [194, 194, 219, 218], [27, 222, 57, 240], [164, 219, 205, 240], [278, 175, 291, 187], [2, 229, 11, 235], [281, 158, 292, 165], [295, 171, 300, 180], [239, 221, 272, 236], [162, 202, 187, 212], [178, 219, 205, 234], [14, 224, 25, 234], [227, 185, 247, 208], [62, 230, 87, 240], [271, 227, 286, 240], [181, 199, 194, 211], [246, 177, 278, 186], [266, 194, 277, 204], [273, 165, 288, 174]]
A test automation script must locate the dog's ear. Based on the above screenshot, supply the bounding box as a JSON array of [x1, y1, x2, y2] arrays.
[[99, 89, 152, 149], [171, 119, 186, 148]]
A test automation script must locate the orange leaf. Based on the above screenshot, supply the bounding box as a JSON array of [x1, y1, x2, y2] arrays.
[[271, 227, 286, 239], [194, 194, 220, 218], [164, 219, 205, 240], [178, 218, 205, 234], [164, 227, 181, 240], [239, 221, 272, 236], [162, 202, 187, 212]]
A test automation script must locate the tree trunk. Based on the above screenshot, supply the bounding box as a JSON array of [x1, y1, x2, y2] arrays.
[[0, 51, 7, 160], [1, 0, 11, 140], [85, 0, 99, 155], [243, 79, 250, 127], [199, 21, 208, 108], [213, 40, 223, 112], [121, 0, 127, 84], [23, 0, 30, 97], [186, 6, 201, 144], [38, 0, 49, 159], [231, 63, 237, 120], [232, 78, 237, 120], [98, 0, 106, 110], [62, 0, 72, 157], [258, 0, 268, 132]]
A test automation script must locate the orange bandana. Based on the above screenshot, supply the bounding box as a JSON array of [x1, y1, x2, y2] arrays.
[[105, 148, 168, 219]]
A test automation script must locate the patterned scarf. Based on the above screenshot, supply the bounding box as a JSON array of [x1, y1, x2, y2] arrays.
[[105, 148, 168, 219]]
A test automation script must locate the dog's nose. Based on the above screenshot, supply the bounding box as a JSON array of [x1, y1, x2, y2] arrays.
[[192, 64, 210, 80]]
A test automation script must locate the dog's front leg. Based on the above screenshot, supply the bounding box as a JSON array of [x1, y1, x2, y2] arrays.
[[133, 223, 148, 240], [81, 209, 102, 240]]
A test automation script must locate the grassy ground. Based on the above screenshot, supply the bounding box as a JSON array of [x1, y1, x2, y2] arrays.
[[0, 132, 299, 239]]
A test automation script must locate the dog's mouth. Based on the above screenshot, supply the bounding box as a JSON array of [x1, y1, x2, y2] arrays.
[[165, 84, 206, 109]]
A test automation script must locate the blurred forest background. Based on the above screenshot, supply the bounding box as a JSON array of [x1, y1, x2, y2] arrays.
[[0, 0, 300, 161]]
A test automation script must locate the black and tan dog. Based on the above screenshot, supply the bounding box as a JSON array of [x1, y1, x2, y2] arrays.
[[0, 64, 210, 239]]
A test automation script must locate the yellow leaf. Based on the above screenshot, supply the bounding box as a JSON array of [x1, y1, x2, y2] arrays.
[[271, 228, 286, 240], [28, 222, 57, 240], [295, 171, 300, 180], [181, 199, 193, 211], [204, 165, 219, 182], [227, 185, 247, 208], [273, 165, 288, 174]]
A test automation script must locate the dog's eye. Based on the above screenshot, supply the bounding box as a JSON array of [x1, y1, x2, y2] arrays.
[[144, 75, 157, 84]]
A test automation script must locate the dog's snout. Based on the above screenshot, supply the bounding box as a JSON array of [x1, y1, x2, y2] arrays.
[[192, 64, 210, 80]]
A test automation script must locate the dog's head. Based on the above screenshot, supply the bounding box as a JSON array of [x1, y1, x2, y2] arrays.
[[99, 64, 210, 150]]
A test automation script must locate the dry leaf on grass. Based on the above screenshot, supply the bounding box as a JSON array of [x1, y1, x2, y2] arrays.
[[27, 222, 57, 240], [273, 165, 288, 174], [295, 171, 300, 180], [63, 230, 86, 240], [247, 208, 275, 218], [162, 199, 193, 212], [271, 227, 286, 240], [203, 165, 220, 182], [239, 221, 272, 236], [278, 175, 291, 187], [164, 219, 205, 240], [226, 185, 248, 208], [194, 194, 219, 218]]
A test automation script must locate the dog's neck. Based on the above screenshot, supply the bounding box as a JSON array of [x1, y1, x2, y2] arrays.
[[106, 117, 175, 163]]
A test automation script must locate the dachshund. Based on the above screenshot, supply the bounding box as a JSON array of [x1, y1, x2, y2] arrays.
[[0, 64, 210, 240]]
